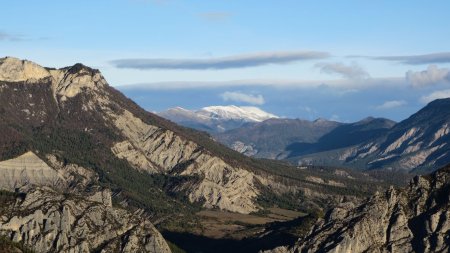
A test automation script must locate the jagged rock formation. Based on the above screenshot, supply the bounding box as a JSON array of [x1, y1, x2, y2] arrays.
[[109, 107, 261, 213], [264, 165, 450, 253], [0, 150, 170, 252], [0, 187, 171, 253]]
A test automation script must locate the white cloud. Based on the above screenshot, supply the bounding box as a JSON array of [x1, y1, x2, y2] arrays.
[[367, 52, 450, 65], [375, 100, 407, 110], [405, 65, 450, 87], [315, 62, 370, 79], [220, 91, 265, 105], [117, 77, 404, 90], [420, 89, 450, 103], [110, 51, 330, 70]]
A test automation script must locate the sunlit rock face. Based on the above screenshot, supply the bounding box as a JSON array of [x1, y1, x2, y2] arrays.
[[0, 187, 171, 253], [264, 166, 450, 253]]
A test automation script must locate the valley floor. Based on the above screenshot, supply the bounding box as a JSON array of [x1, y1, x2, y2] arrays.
[[162, 208, 311, 253]]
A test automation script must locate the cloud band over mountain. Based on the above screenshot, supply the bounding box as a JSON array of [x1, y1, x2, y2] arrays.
[[352, 52, 450, 65], [221, 91, 265, 105], [110, 51, 330, 70]]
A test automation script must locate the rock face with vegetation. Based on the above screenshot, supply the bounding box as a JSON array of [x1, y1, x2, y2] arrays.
[[0, 56, 264, 214], [0, 188, 171, 253], [0, 146, 171, 252], [265, 165, 450, 253]]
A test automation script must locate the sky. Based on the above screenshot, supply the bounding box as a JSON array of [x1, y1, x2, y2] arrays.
[[2, 0, 450, 122]]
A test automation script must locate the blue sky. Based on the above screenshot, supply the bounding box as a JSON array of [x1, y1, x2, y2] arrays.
[[2, 0, 450, 122]]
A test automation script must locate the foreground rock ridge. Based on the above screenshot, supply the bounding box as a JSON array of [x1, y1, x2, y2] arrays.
[[265, 165, 450, 253], [0, 150, 171, 252], [0, 187, 171, 253]]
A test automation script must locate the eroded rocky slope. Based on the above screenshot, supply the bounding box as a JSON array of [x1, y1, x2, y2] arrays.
[[265, 165, 450, 253], [0, 149, 171, 253], [0, 56, 265, 214], [0, 187, 171, 253]]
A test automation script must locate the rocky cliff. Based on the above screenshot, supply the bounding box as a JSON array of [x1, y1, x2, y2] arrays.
[[0, 187, 171, 253], [264, 165, 450, 253], [0, 149, 171, 252]]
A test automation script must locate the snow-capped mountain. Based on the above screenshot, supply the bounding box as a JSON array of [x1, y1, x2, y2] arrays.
[[158, 105, 278, 132], [199, 105, 278, 122]]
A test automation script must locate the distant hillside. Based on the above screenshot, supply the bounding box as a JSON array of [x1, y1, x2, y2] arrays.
[[292, 99, 450, 172], [215, 118, 342, 159], [286, 117, 396, 157]]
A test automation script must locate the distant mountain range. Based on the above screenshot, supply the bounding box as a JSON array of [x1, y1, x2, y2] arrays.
[[215, 118, 343, 158], [158, 105, 278, 133], [161, 100, 450, 173]]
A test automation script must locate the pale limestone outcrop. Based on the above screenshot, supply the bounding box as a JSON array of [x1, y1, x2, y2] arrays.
[[0, 187, 171, 253], [263, 167, 450, 253], [109, 109, 261, 213], [0, 152, 112, 206], [0, 57, 106, 100], [112, 141, 159, 173], [50, 65, 107, 99], [0, 152, 64, 191], [0, 57, 51, 82]]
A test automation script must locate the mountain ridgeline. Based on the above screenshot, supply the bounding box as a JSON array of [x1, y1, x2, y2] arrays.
[[162, 100, 450, 173], [290, 100, 450, 172]]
